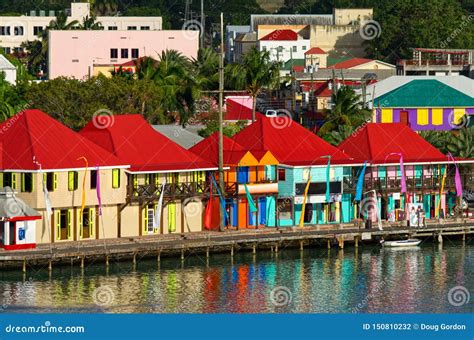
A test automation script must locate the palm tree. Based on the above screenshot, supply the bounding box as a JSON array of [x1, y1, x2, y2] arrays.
[[318, 86, 372, 137], [238, 47, 280, 122], [93, 0, 119, 16], [420, 127, 473, 158], [79, 16, 103, 30], [192, 48, 219, 91], [323, 125, 354, 146]]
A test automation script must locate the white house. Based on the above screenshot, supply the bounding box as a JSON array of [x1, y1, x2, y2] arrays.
[[0, 54, 16, 84], [257, 29, 310, 63], [0, 2, 162, 53]]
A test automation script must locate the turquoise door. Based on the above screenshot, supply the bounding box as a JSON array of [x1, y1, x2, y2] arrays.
[[266, 196, 276, 227]]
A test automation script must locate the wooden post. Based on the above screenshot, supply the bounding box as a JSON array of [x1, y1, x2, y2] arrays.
[[339, 238, 344, 249], [48, 260, 52, 271], [300, 240, 304, 251], [275, 244, 279, 253], [438, 233, 443, 243], [106, 255, 109, 267], [230, 245, 234, 257], [157, 250, 161, 263], [206, 247, 209, 258], [355, 236, 359, 248], [80, 256, 84, 268], [133, 252, 137, 264], [181, 249, 185, 261], [22, 258, 26, 273], [327, 239, 331, 249]]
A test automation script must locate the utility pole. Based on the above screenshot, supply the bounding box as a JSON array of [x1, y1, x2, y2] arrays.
[[218, 12, 225, 232], [200, 0, 205, 48]]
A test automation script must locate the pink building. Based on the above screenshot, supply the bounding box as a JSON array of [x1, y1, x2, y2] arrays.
[[48, 30, 199, 79]]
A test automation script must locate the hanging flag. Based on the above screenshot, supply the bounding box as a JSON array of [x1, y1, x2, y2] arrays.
[[96, 166, 102, 216], [244, 184, 257, 213], [204, 176, 214, 230], [385, 153, 406, 193], [355, 161, 368, 201], [153, 184, 165, 231], [447, 153, 463, 197], [322, 156, 331, 202], [437, 165, 447, 217], [299, 171, 312, 227], [77, 157, 88, 215], [210, 173, 229, 222]]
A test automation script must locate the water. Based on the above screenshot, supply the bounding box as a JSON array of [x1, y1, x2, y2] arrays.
[[0, 242, 472, 313]]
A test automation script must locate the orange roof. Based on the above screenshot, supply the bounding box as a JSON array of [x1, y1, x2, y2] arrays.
[[328, 58, 373, 69], [305, 47, 326, 55]]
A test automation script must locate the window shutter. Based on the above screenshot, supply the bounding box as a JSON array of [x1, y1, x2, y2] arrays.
[[89, 207, 95, 237], [21, 173, 25, 192], [381, 109, 393, 123], [0, 173, 3, 187], [417, 108, 429, 125], [432, 108, 443, 126], [112, 169, 120, 188], [142, 206, 148, 233], [78, 208, 83, 238], [55, 210, 61, 240], [68, 172, 74, 191], [67, 210, 72, 240], [53, 173, 58, 191], [11, 174, 17, 190]]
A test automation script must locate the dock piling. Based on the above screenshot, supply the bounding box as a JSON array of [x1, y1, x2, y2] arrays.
[[157, 250, 161, 263], [22, 258, 26, 273], [231, 245, 234, 257], [300, 240, 304, 251], [252, 244, 256, 254], [275, 244, 279, 253], [48, 260, 52, 271], [327, 239, 331, 249], [133, 252, 137, 264], [106, 255, 109, 267], [438, 234, 443, 243], [80, 256, 84, 268], [338, 238, 344, 249], [355, 236, 359, 248], [206, 247, 209, 258], [181, 249, 185, 261]]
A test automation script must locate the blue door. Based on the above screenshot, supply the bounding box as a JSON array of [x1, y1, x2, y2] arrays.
[[237, 166, 249, 183], [259, 197, 266, 225]]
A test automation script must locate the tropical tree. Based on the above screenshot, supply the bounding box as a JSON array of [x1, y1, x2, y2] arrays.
[[232, 47, 280, 122], [79, 16, 103, 30], [192, 48, 219, 91], [421, 128, 474, 158], [92, 0, 119, 16], [322, 125, 354, 146], [318, 86, 372, 137]]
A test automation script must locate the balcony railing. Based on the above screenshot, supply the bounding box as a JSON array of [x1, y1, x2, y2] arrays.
[[127, 182, 211, 203]]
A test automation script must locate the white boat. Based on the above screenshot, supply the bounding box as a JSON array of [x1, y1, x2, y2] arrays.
[[382, 239, 422, 247]]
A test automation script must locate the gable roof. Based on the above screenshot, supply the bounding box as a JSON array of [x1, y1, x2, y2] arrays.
[[374, 79, 474, 107], [152, 125, 203, 149], [225, 96, 264, 120], [80, 114, 217, 173], [305, 47, 327, 55], [338, 123, 447, 164], [0, 109, 126, 171], [0, 55, 15, 70], [232, 117, 354, 166], [260, 29, 298, 41], [328, 58, 374, 69]]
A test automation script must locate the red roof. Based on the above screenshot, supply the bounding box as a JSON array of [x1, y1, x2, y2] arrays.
[[305, 47, 327, 55], [0, 109, 125, 170], [260, 29, 298, 41], [225, 96, 263, 121], [293, 65, 305, 72], [328, 58, 373, 69], [189, 132, 248, 165], [232, 116, 354, 166], [338, 123, 447, 164], [80, 114, 216, 172]]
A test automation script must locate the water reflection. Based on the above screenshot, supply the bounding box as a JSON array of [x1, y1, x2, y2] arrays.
[[0, 242, 471, 313]]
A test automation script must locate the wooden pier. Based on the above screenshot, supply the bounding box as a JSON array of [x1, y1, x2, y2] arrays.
[[1, 220, 472, 271]]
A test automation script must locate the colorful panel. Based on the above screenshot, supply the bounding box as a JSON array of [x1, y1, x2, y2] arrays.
[[417, 108, 429, 125], [431, 108, 443, 126], [381, 109, 393, 123]]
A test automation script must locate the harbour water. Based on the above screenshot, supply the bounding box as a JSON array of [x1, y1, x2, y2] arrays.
[[0, 241, 472, 314]]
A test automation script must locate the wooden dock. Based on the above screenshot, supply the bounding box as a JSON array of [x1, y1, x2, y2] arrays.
[[1, 220, 472, 271]]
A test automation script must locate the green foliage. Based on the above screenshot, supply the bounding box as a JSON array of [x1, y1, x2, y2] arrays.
[[420, 127, 474, 158], [0, 73, 28, 121], [322, 125, 354, 146], [198, 118, 247, 137], [318, 86, 372, 139]]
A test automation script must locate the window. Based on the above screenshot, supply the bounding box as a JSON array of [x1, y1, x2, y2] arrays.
[[45, 173, 57, 191], [121, 48, 128, 58], [33, 26, 44, 36], [80, 207, 95, 239], [0, 26, 10, 35], [278, 168, 286, 181], [108, 26, 118, 30], [278, 198, 292, 220], [68, 171, 78, 191], [4, 47, 10, 54], [90, 170, 97, 189], [140, 26, 150, 30], [56, 209, 72, 240], [1, 173, 17, 189], [14, 26, 24, 35], [112, 169, 120, 188], [127, 26, 137, 30], [21, 173, 34, 192], [143, 204, 158, 234], [302, 45, 307, 50], [110, 48, 118, 59], [292, 46, 297, 52], [131, 48, 139, 59]]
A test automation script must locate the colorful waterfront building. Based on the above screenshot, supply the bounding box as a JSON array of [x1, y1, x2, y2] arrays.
[[338, 123, 473, 220], [233, 117, 357, 226], [365, 77, 474, 131], [190, 132, 279, 228], [80, 114, 218, 236], [0, 110, 129, 245]]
